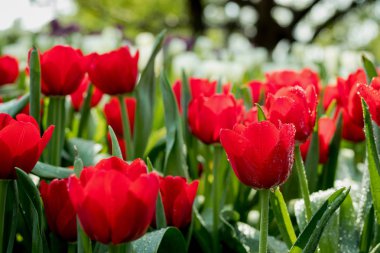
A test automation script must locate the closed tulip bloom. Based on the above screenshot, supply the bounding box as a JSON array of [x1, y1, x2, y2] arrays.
[[70, 75, 103, 112], [266, 86, 317, 143], [248, 80, 265, 103], [0, 55, 19, 86], [68, 157, 159, 244], [39, 45, 86, 95], [188, 94, 243, 144], [39, 178, 77, 241], [104, 97, 136, 136], [300, 117, 336, 164], [220, 121, 296, 189], [0, 113, 54, 179], [358, 77, 380, 126], [158, 176, 199, 228], [173, 78, 229, 113], [88, 47, 139, 95], [265, 68, 320, 94]]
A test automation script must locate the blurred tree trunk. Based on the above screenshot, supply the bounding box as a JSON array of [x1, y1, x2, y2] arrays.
[[188, 0, 205, 36]]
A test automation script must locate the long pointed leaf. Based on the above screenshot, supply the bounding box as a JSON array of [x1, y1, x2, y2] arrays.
[[362, 55, 378, 83], [362, 99, 380, 223], [0, 94, 29, 117], [289, 187, 350, 253], [134, 30, 166, 158]]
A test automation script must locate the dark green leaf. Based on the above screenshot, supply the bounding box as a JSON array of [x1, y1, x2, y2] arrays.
[[0, 94, 29, 117], [321, 112, 342, 189], [339, 194, 360, 253], [360, 205, 375, 253], [77, 217, 93, 253], [305, 124, 319, 192], [289, 187, 350, 253], [133, 227, 186, 253], [160, 73, 188, 178], [29, 47, 41, 124], [269, 188, 297, 248], [31, 161, 74, 179], [77, 84, 94, 138], [362, 55, 378, 83], [16, 168, 47, 253], [5, 181, 18, 253], [155, 192, 167, 229], [67, 138, 102, 166], [134, 30, 166, 158], [362, 99, 380, 223]]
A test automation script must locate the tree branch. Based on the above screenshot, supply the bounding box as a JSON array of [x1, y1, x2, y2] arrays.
[[311, 0, 375, 41]]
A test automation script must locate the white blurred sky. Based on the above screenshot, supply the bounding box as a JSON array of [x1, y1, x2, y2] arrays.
[[0, 0, 76, 31]]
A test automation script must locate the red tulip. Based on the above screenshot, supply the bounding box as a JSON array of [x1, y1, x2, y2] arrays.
[[248, 80, 265, 103], [266, 86, 317, 143], [220, 121, 296, 189], [358, 77, 380, 126], [104, 97, 136, 137], [38, 45, 86, 96], [0, 55, 19, 86], [70, 75, 103, 112], [265, 68, 320, 94], [157, 176, 199, 228], [173, 78, 231, 113], [88, 47, 139, 95], [300, 117, 336, 164], [322, 70, 367, 142], [0, 113, 54, 179], [68, 157, 159, 244], [39, 178, 77, 241], [188, 94, 244, 144]]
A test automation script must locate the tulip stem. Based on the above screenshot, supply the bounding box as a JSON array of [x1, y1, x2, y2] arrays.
[[109, 243, 134, 253], [212, 145, 222, 253], [259, 189, 269, 253], [294, 145, 312, 221], [47, 96, 66, 166], [0, 180, 10, 253], [67, 243, 76, 253], [118, 95, 134, 160]]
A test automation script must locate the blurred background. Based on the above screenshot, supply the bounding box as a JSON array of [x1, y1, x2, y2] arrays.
[[1, 0, 380, 82]]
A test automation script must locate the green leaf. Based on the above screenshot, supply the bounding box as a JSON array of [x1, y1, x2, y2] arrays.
[[16, 168, 47, 253], [77, 217, 93, 253], [360, 205, 375, 253], [321, 112, 342, 189], [362, 99, 380, 223], [269, 188, 297, 248], [339, 194, 360, 253], [305, 123, 319, 192], [193, 207, 213, 253], [362, 55, 378, 83], [219, 210, 288, 253], [370, 243, 380, 253], [155, 192, 167, 229], [255, 103, 266, 121], [0, 94, 29, 117], [133, 227, 186, 253], [290, 187, 350, 253], [5, 181, 19, 253], [67, 138, 102, 166], [159, 73, 188, 178], [134, 30, 166, 158], [74, 147, 84, 177], [77, 84, 94, 138], [31, 161, 74, 179], [108, 126, 123, 159], [29, 47, 41, 124]]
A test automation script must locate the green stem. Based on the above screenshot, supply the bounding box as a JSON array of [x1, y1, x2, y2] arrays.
[[212, 145, 222, 253], [77, 84, 94, 138], [29, 47, 41, 125], [108, 243, 133, 253], [294, 145, 313, 221], [0, 180, 10, 253], [259, 189, 269, 253], [47, 96, 66, 166], [118, 95, 134, 160], [68, 243, 76, 253]]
